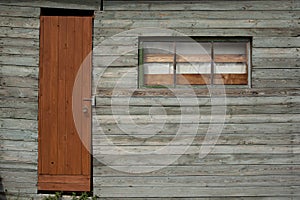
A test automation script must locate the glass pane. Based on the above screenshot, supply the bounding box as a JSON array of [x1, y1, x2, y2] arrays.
[[144, 63, 173, 74], [214, 42, 246, 55], [177, 63, 211, 74], [215, 63, 247, 74]]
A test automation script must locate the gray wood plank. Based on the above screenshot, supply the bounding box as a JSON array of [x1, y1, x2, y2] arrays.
[[103, 1, 294, 11], [0, 5, 39, 17]]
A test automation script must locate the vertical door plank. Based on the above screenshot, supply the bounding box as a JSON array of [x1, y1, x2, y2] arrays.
[[38, 16, 45, 175], [40, 16, 59, 174], [81, 17, 92, 176], [57, 16, 68, 174], [69, 16, 83, 175], [65, 16, 76, 174], [48, 16, 59, 175]]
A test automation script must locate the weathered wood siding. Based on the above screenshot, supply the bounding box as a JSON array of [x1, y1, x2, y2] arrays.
[[0, 0, 299, 199], [92, 0, 300, 199]]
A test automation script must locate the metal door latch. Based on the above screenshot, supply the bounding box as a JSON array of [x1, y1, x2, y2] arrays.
[[83, 96, 96, 107]]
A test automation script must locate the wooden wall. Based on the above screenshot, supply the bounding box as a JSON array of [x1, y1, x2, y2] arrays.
[[92, 0, 300, 198], [0, 0, 299, 199]]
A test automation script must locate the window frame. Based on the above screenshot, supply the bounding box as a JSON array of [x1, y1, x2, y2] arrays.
[[138, 37, 252, 88]]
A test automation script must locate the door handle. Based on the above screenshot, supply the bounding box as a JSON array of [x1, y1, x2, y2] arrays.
[[82, 105, 89, 113]]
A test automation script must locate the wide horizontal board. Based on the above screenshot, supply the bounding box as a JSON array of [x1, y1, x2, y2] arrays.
[[0, 5, 39, 17], [93, 134, 298, 145], [94, 164, 299, 176], [252, 79, 300, 88], [96, 114, 300, 124], [0, 129, 37, 141], [0, 97, 37, 109], [93, 145, 296, 155], [96, 175, 298, 187], [253, 36, 300, 47], [96, 88, 300, 97], [103, 1, 294, 11], [0, 37, 39, 47], [0, 76, 38, 88], [252, 69, 300, 79], [0, 55, 39, 66], [95, 19, 295, 29], [0, 65, 39, 78], [0, 107, 37, 120], [94, 28, 300, 37], [0, 0, 99, 10], [0, 118, 37, 130], [0, 16, 39, 28], [252, 58, 300, 68], [0, 87, 38, 98], [95, 122, 300, 135], [0, 27, 39, 39], [95, 96, 300, 106], [95, 186, 295, 198], [97, 10, 299, 20], [92, 153, 300, 166], [95, 104, 300, 115], [0, 45, 39, 55], [252, 48, 299, 58]]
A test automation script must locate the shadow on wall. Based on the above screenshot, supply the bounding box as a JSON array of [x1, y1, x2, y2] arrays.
[[0, 177, 7, 200]]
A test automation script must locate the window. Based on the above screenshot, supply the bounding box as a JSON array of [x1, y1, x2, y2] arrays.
[[139, 37, 251, 87]]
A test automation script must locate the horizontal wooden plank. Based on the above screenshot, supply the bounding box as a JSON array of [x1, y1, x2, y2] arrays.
[[93, 134, 298, 146], [252, 48, 300, 58], [1, 171, 37, 183], [0, 87, 38, 98], [94, 122, 300, 136], [0, 55, 39, 66], [0, 129, 37, 142], [0, 118, 37, 130], [253, 69, 300, 79], [0, 76, 38, 88], [0, 65, 39, 78], [0, 107, 37, 120], [96, 175, 298, 187], [94, 145, 296, 155], [253, 36, 300, 48], [0, 0, 99, 10], [94, 164, 299, 177], [96, 114, 300, 124], [252, 58, 300, 68], [95, 19, 295, 29], [94, 27, 300, 37], [0, 45, 39, 55], [0, 97, 37, 109], [97, 10, 299, 20], [103, 1, 294, 11], [95, 186, 293, 198], [93, 54, 137, 67], [0, 27, 39, 39], [0, 16, 39, 28], [96, 96, 300, 106], [0, 150, 37, 163], [93, 153, 300, 166], [0, 37, 39, 47], [96, 88, 300, 97], [253, 79, 300, 88], [0, 5, 39, 17], [95, 104, 300, 115]]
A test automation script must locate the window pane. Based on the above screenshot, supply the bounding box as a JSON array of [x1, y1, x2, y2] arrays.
[[213, 42, 249, 85], [177, 63, 211, 74], [144, 63, 173, 74]]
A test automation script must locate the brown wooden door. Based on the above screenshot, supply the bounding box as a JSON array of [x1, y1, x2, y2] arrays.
[[38, 15, 92, 192]]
